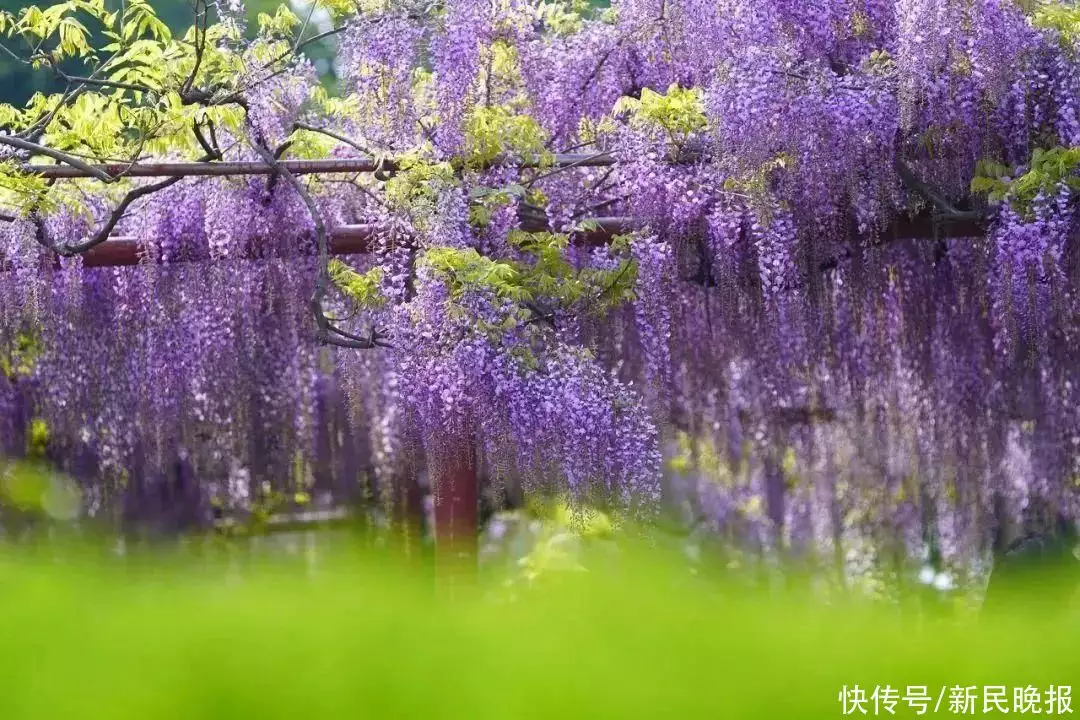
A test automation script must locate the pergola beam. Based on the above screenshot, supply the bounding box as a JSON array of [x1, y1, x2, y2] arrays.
[[17, 153, 618, 179], [3, 150, 989, 271], [63, 213, 985, 269], [67, 217, 633, 267]]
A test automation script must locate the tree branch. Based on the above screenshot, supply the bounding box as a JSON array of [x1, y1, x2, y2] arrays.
[[0, 136, 117, 183], [213, 26, 348, 107], [525, 152, 615, 188], [56, 160, 211, 255], [51, 69, 151, 94], [192, 118, 222, 160], [246, 136, 387, 350], [292, 122, 376, 159], [181, 0, 209, 96], [264, 138, 294, 197], [894, 157, 987, 223]]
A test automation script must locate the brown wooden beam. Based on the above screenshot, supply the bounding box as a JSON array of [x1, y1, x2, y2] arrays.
[[18, 153, 617, 180], [7, 212, 987, 271], [67, 217, 635, 268]]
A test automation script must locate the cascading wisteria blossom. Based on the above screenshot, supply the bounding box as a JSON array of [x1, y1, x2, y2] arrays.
[[430, 0, 492, 154], [651, 236, 1080, 588], [0, 0, 1079, 589], [991, 185, 1075, 357]]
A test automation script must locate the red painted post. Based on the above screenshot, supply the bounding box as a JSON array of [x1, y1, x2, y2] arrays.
[[428, 434, 479, 592]]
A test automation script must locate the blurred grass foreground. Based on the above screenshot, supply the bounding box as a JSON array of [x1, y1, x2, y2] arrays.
[[0, 534, 1078, 720]]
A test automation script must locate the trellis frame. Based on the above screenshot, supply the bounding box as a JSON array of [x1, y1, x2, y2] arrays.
[[2, 151, 990, 582]]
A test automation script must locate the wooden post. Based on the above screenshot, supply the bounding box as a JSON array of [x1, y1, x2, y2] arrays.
[[392, 465, 426, 564], [428, 434, 479, 592]]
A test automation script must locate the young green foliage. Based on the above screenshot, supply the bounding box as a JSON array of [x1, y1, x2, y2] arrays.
[[328, 259, 387, 309], [463, 105, 553, 169], [422, 246, 528, 302], [383, 157, 457, 211], [971, 147, 1080, 216], [0, 328, 42, 380], [612, 84, 708, 147], [467, 183, 528, 228], [256, 5, 302, 38], [418, 230, 638, 349], [722, 154, 796, 223], [27, 418, 49, 457], [510, 230, 638, 315], [535, 0, 597, 36], [1031, 0, 1080, 49]]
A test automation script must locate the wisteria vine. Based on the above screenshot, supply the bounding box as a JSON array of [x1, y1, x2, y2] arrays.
[[0, 0, 1078, 589]]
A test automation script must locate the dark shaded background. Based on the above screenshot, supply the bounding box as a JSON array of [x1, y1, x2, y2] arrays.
[[0, 0, 339, 105], [0, 0, 614, 105]]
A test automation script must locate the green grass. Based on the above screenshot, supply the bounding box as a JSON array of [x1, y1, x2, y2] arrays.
[[0, 537, 1076, 719]]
